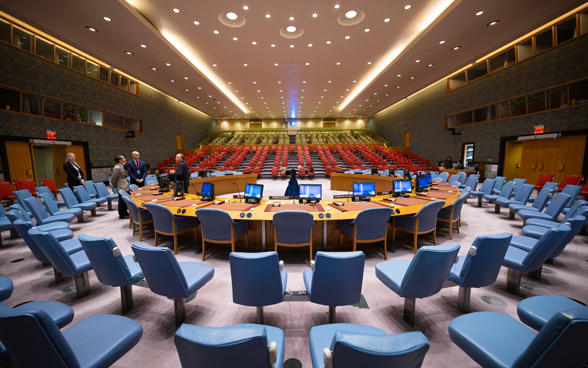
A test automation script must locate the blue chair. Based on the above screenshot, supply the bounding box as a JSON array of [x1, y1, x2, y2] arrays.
[[433, 172, 449, 182], [273, 210, 316, 260], [230, 252, 287, 324], [122, 196, 153, 241], [507, 186, 554, 219], [78, 235, 144, 314], [340, 207, 392, 260], [38, 192, 83, 221], [437, 191, 468, 239], [36, 186, 65, 207], [304, 251, 365, 323], [131, 243, 215, 326], [129, 184, 139, 192], [0, 206, 15, 247], [376, 243, 460, 326], [490, 176, 506, 194], [517, 295, 585, 331], [147, 203, 197, 255], [481, 180, 515, 206], [29, 228, 93, 298], [196, 208, 247, 260], [524, 199, 587, 228], [146, 179, 158, 185], [59, 187, 97, 216], [309, 323, 429, 368], [94, 182, 119, 210], [8, 204, 70, 232], [392, 200, 445, 253], [449, 305, 588, 368], [552, 184, 582, 213], [447, 233, 512, 312], [459, 174, 479, 191], [494, 183, 534, 214], [502, 223, 570, 295], [469, 178, 496, 206], [509, 178, 527, 198], [0, 305, 143, 368], [454, 172, 466, 185], [175, 324, 284, 368], [24, 197, 76, 227], [528, 181, 559, 202], [83, 180, 98, 198], [429, 172, 439, 180], [12, 189, 37, 215], [74, 185, 107, 207], [518, 193, 570, 224], [119, 189, 130, 198]]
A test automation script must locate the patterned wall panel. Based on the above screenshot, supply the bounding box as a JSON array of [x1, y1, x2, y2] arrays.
[[0, 43, 216, 168], [369, 35, 588, 165]]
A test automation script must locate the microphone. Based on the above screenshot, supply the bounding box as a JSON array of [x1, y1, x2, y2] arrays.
[[347, 183, 354, 202], [233, 182, 242, 203]]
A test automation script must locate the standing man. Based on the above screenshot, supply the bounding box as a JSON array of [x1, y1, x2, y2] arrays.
[[174, 153, 190, 193], [127, 151, 146, 187], [112, 155, 130, 219]]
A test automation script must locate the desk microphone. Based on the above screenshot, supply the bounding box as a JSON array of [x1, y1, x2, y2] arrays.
[[347, 183, 354, 202], [233, 182, 242, 203]]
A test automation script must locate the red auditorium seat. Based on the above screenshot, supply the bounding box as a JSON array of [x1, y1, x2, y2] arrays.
[[41, 179, 60, 194], [0, 181, 17, 201], [557, 175, 580, 192], [534, 174, 554, 190]]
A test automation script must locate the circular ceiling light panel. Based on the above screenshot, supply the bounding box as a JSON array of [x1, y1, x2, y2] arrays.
[[218, 11, 246, 27], [337, 9, 365, 26], [279, 25, 304, 39]]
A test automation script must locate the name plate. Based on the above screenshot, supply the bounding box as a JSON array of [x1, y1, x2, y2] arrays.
[[377, 191, 392, 195], [233, 195, 245, 199], [269, 196, 293, 200], [333, 194, 351, 199]]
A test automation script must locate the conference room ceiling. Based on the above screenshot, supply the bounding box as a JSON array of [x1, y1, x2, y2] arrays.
[[0, 0, 584, 120]]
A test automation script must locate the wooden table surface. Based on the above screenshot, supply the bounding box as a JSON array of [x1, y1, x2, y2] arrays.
[[330, 173, 402, 193]]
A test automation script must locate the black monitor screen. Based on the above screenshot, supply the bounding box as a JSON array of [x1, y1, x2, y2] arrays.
[[417, 177, 428, 189], [244, 184, 263, 199], [394, 180, 413, 193], [201, 183, 213, 197], [300, 184, 322, 200], [424, 173, 432, 185], [353, 182, 376, 197]]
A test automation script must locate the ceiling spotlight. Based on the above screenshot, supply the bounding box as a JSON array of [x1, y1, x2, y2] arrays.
[[415, 60, 420, 63], [244, 63, 248, 66], [124, 51, 134, 55], [367, 62, 371, 64], [170, 79, 175, 82], [226, 12, 238, 20], [286, 25, 297, 33], [173, 8, 179, 13], [85, 26, 98, 32], [271, 44, 275, 47], [233, 37, 238, 40], [439, 40, 445, 44], [194, 21, 200, 25], [410, 76, 415, 79], [290, 44, 294, 48], [353, 80, 356, 83], [243, 5, 248, 10], [345, 35, 350, 39], [476, 11, 484, 16], [336, 62, 340, 65], [253, 81, 256, 84], [334, 4, 340, 9], [305, 62, 309, 65], [275, 63, 278, 66], [303, 81, 306, 83], [345, 10, 357, 19], [212, 64, 217, 66], [104, 17, 111, 21], [404, 5, 411, 9], [396, 86, 401, 88], [313, 13, 318, 17], [150, 67, 157, 70], [384, 84, 388, 87], [487, 20, 500, 26], [427, 63, 434, 67], [452, 46, 461, 50], [326, 41, 331, 44], [185, 89, 189, 91], [198, 87, 201, 89], [252, 41, 257, 45], [214, 30, 219, 34], [365, 28, 370, 32], [384, 18, 390, 22], [265, 14, 271, 18], [184, 77, 188, 79], [289, 16, 294, 20], [308, 44, 312, 47]]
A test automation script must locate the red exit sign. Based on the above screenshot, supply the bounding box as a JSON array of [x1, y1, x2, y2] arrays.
[[46, 131, 56, 139], [534, 125, 545, 134]]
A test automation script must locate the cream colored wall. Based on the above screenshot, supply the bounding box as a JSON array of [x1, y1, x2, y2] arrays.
[[336, 118, 365, 129], [218, 118, 366, 131]]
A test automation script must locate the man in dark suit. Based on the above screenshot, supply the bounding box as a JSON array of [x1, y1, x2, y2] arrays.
[[127, 151, 146, 187], [174, 153, 190, 193]]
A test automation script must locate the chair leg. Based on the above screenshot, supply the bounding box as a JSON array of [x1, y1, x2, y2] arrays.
[[54, 267, 64, 284], [403, 298, 416, 327], [202, 238, 206, 262], [173, 234, 178, 255], [91, 208, 97, 217], [413, 232, 417, 254], [506, 269, 522, 295], [339, 233, 343, 251], [456, 219, 460, 234], [494, 204, 501, 213], [139, 223, 144, 241], [392, 227, 396, 243], [353, 238, 356, 252], [383, 237, 388, 261], [477, 197, 482, 207], [174, 297, 186, 326], [245, 233, 248, 250], [528, 265, 542, 281], [120, 285, 134, 314], [256, 306, 265, 324], [449, 221, 453, 240], [74, 272, 91, 298], [154, 231, 158, 247], [132, 222, 136, 237], [433, 228, 437, 245], [457, 287, 471, 313], [108, 200, 113, 211], [327, 306, 336, 324], [509, 209, 515, 219]]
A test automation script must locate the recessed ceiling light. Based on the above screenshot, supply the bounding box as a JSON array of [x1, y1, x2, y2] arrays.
[[233, 37, 238, 41], [243, 5, 248, 10], [345, 10, 357, 19], [173, 8, 180, 13], [365, 28, 370, 32], [476, 11, 484, 16], [305, 62, 309, 65], [214, 30, 219, 34], [289, 16, 294, 21], [253, 81, 256, 84], [303, 81, 306, 83], [384, 84, 388, 87], [244, 63, 248, 66], [290, 44, 294, 48], [228, 82, 231, 84], [194, 21, 200, 25], [86, 26, 98, 32], [104, 17, 111, 21], [313, 13, 318, 18], [265, 14, 271, 18], [404, 5, 411, 10], [278, 81, 281, 83], [185, 89, 189, 91], [410, 76, 415, 79], [150, 67, 157, 70], [415, 60, 420, 63], [165, 63, 170, 66], [226, 12, 238, 20], [427, 63, 434, 67], [439, 40, 445, 44], [271, 44, 275, 47], [334, 4, 340, 9], [124, 51, 134, 55], [345, 36, 350, 39], [452, 46, 461, 50], [367, 62, 371, 64], [384, 18, 390, 22], [308, 44, 312, 47], [198, 87, 201, 89], [487, 20, 500, 26], [326, 41, 331, 44], [275, 63, 278, 66], [353, 80, 356, 83], [252, 41, 257, 45], [286, 26, 297, 33], [336, 62, 340, 65]]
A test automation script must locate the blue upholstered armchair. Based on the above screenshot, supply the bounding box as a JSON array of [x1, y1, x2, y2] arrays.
[[517, 193, 570, 224], [35, 186, 65, 207], [74, 185, 107, 206], [432, 172, 449, 182], [24, 197, 76, 225], [147, 202, 197, 255], [38, 192, 82, 221], [490, 176, 506, 194], [507, 186, 554, 219], [481, 180, 515, 206], [122, 196, 153, 241], [94, 182, 120, 210], [494, 183, 534, 214], [437, 191, 469, 239], [272, 210, 315, 260], [59, 187, 97, 216], [469, 178, 496, 206], [340, 207, 392, 260], [517, 295, 586, 331], [83, 180, 98, 198], [196, 208, 247, 260], [393, 200, 445, 253]]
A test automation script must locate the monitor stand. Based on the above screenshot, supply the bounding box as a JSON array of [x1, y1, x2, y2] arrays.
[[359, 197, 371, 202], [394, 193, 410, 198]]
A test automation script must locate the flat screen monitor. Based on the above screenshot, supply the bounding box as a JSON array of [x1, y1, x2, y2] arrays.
[[352, 182, 376, 197], [299, 184, 322, 202], [424, 173, 432, 185], [393, 180, 413, 194], [198, 170, 208, 178], [200, 182, 214, 199], [417, 177, 428, 191], [244, 184, 264, 203]]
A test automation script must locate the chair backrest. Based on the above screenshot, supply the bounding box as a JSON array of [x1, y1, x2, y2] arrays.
[[35, 193, 60, 216], [456, 233, 513, 288], [23, 197, 50, 224], [28, 229, 79, 275], [464, 175, 479, 191], [41, 179, 60, 193], [35, 186, 53, 199], [84, 181, 98, 197], [562, 200, 587, 222], [330, 330, 430, 368], [0, 306, 79, 368], [118, 190, 130, 198], [436, 172, 449, 182], [476, 179, 496, 194], [94, 182, 111, 198], [310, 251, 365, 306], [449, 192, 469, 221], [7, 217, 51, 263], [414, 201, 445, 232], [511, 179, 527, 195], [522, 224, 570, 271], [0, 182, 15, 199], [399, 243, 460, 298], [542, 181, 559, 193], [6, 204, 34, 223], [13, 189, 34, 211], [58, 188, 80, 208], [557, 175, 579, 191], [195, 208, 236, 242], [129, 184, 139, 192], [121, 196, 141, 221], [455, 172, 466, 185], [558, 185, 581, 208], [544, 193, 571, 219], [493, 176, 506, 192], [73, 185, 92, 202], [230, 252, 284, 307], [512, 306, 588, 368], [78, 234, 139, 287], [175, 324, 274, 368], [272, 211, 315, 244], [0, 276, 13, 302], [535, 174, 554, 189], [532, 187, 555, 211], [131, 243, 191, 299], [347, 207, 393, 241], [498, 181, 516, 198], [20, 180, 37, 196], [549, 209, 588, 258], [512, 184, 534, 204]]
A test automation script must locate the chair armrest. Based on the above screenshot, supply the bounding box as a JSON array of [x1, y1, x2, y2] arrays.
[[323, 348, 333, 368], [310, 260, 316, 272], [269, 341, 277, 364], [279, 260, 284, 272]]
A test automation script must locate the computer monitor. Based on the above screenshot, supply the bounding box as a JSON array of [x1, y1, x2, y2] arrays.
[[404, 170, 412, 180], [388, 169, 395, 177], [244, 183, 264, 204], [416, 176, 428, 192], [299, 184, 322, 203], [198, 170, 208, 178], [424, 173, 432, 186], [200, 182, 215, 201], [393, 180, 413, 197], [352, 182, 376, 201]]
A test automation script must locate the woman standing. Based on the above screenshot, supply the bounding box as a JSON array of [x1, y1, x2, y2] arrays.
[[63, 152, 85, 190]]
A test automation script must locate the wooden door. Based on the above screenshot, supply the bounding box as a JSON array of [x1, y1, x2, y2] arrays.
[[403, 131, 410, 148], [5, 141, 35, 182], [503, 141, 522, 181], [51, 145, 67, 187], [322, 122, 336, 128], [176, 134, 183, 151], [557, 135, 585, 182], [67, 145, 88, 180]]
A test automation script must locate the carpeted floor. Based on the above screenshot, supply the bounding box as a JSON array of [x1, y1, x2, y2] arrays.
[[1, 180, 586, 367]]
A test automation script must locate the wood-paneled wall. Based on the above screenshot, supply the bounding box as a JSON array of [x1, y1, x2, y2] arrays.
[[503, 141, 522, 181], [5, 141, 35, 182]]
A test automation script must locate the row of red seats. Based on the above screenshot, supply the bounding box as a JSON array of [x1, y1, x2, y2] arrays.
[[0, 178, 60, 202]]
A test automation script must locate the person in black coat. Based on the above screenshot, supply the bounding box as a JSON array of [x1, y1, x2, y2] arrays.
[[174, 153, 190, 192], [63, 152, 85, 190]]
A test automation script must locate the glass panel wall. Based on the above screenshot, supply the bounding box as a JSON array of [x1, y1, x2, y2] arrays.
[[103, 112, 124, 129], [516, 38, 533, 61], [129, 80, 138, 94], [86, 61, 99, 79], [535, 29, 553, 53], [78, 106, 90, 123], [488, 48, 515, 72], [511, 97, 527, 116], [570, 80, 588, 106], [72, 53, 85, 74], [55, 46, 70, 67], [497, 101, 511, 119], [527, 92, 546, 113], [91, 110, 103, 125], [120, 76, 129, 91], [35, 36, 54, 60], [99, 66, 109, 83], [22, 94, 41, 115], [0, 19, 10, 44], [0, 88, 21, 112], [466, 63, 488, 81], [548, 86, 568, 109], [556, 17, 577, 45], [110, 71, 120, 87], [43, 98, 61, 119], [62, 102, 77, 121], [12, 25, 33, 52]]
